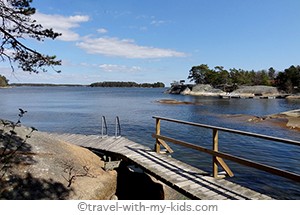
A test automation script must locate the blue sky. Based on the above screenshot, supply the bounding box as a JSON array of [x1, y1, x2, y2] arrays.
[[2, 0, 300, 85]]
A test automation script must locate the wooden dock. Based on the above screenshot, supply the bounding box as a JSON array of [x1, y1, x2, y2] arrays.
[[47, 132, 273, 200]]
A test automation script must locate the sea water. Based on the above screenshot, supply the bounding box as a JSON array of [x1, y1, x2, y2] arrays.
[[0, 86, 299, 199]]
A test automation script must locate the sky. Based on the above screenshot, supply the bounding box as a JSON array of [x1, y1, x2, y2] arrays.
[[1, 0, 300, 85]]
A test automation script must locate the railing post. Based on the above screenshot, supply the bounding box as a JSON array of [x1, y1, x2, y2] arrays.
[[155, 118, 161, 153], [213, 129, 219, 178], [101, 116, 108, 138], [115, 116, 121, 138]]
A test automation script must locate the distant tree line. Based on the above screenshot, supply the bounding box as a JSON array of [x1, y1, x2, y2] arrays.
[[90, 81, 165, 88], [188, 64, 300, 93], [10, 83, 84, 87], [0, 77, 165, 88], [0, 75, 9, 87]]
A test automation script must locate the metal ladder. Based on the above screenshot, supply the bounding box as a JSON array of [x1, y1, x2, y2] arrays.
[[101, 116, 121, 138]]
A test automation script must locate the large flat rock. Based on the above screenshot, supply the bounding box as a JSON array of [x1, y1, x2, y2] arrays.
[[0, 120, 117, 199]]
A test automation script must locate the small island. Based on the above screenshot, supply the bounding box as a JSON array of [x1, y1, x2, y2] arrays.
[[90, 81, 165, 88], [167, 64, 300, 99]]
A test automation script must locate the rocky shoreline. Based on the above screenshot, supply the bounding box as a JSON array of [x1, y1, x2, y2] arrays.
[[224, 109, 300, 131], [0, 120, 117, 199], [255, 109, 300, 131], [156, 99, 200, 105], [166, 84, 299, 99]]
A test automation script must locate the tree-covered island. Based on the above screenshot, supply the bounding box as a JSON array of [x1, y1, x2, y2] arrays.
[[187, 64, 300, 94], [90, 81, 165, 88], [168, 64, 300, 97]]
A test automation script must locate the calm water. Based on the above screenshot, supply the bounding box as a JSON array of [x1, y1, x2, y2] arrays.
[[1, 86, 300, 199]]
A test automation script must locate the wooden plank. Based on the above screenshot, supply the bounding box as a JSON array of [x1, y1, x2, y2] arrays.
[[238, 189, 262, 198], [132, 150, 164, 160], [144, 152, 192, 171], [256, 194, 273, 200], [103, 138, 128, 151], [201, 190, 222, 199], [169, 177, 189, 184], [57, 133, 93, 143], [158, 139, 174, 153], [212, 129, 218, 178], [176, 180, 194, 188], [216, 157, 234, 177], [118, 141, 138, 148], [117, 147, 147, 157], [149, 163, 183, 175], [133, 156, 154, 164], [57, 134, 126, 155], [155, 118, 161, 153], [185, 178, 224, 195], [126, 153, 146, 160], [162, 172, 230, 199], [185, 175, 254, 200], [221, 187, 253, 200], [164, 173, 186, 181], [78, 137, 103, 147], [210, 194, 228, 200], [53, 133, 75, 140], [99, 137, 120, 146], [100, 142, 120, 151], [115, 140, 138, 150], [193, 185, 220, 197], [193, 188, 216, 199], [80, 138, 111, 148]]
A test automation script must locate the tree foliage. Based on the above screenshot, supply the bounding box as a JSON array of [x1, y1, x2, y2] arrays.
[[0, 74, 9, 86], [188, 64, 300, 93], [90, 81, 165, 88], [0, 0, 61, 73], [188, 64, 273, 87], [275, 65, 300, 93], [187, 64, 211, 85]]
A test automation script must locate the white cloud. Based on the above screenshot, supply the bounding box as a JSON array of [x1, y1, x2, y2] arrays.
[[76, 37, 186, 59], [0, 66, 102, 84], [150, 20, 170, 26], [99, 64, 142, 73], [33, 12, 89, 41], [0, 66, 61, 83], [97, 28, 108, 34]]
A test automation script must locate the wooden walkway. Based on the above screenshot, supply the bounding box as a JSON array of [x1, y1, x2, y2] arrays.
[[47, 133, 273, 200]]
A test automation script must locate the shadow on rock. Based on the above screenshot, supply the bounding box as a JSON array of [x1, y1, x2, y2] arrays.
[[0, 127, 35, 169], [1, 121, 73, 200], [0, 172, 73, 199]]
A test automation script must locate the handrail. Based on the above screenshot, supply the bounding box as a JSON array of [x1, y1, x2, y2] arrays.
[[101, 116, 108, 138], [152, 116, 300, 182], [101, 116, 121, 138], [115, 116, 121, 138], [153, 116, 300, 147]]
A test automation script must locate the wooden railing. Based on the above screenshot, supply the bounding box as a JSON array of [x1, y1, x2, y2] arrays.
[[152, 116, 300, 182]]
